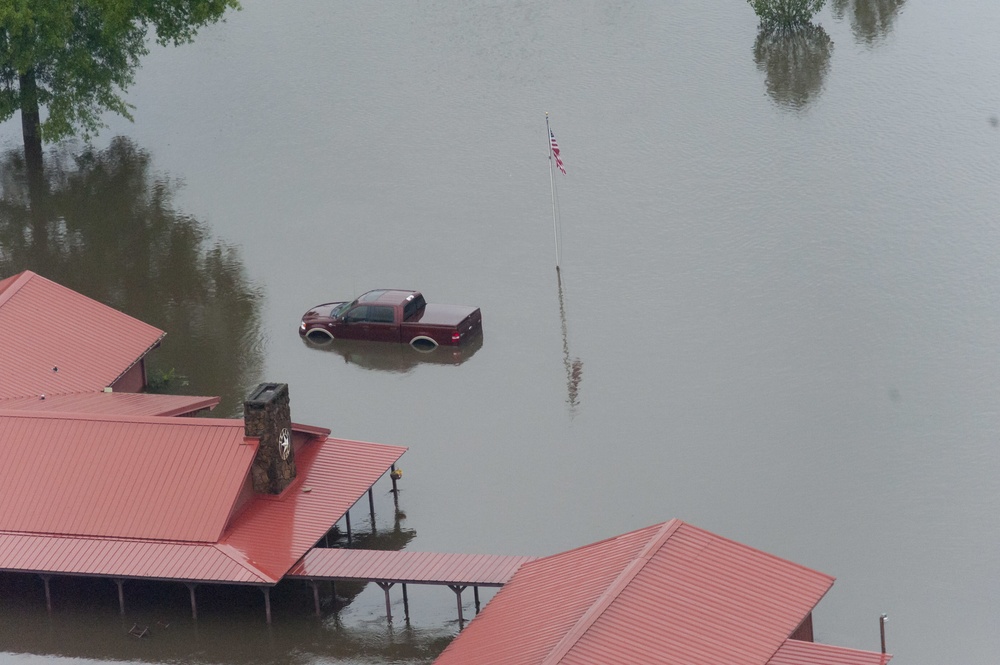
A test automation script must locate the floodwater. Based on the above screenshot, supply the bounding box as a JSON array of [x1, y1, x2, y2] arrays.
[[1, 1, 999, 663]]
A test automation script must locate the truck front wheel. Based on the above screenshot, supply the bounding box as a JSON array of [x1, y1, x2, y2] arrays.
[[306, 328, 335, 344]]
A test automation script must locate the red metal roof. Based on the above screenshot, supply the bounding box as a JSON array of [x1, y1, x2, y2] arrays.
[[434, 520, 862, 665], [768, 639, 891, 665], [0, 533, 269, 583], [0, 272, 410, 587], [287, 548, 535, 586], [0, 270, 164, 400], [0, 411, 256, 542], [0, 392, 219, 416], [0, 412, 406, 584], [221, 437, 407, 581]]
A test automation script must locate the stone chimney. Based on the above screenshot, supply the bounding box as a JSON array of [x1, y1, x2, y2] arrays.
[[244, 382, 296, 494]]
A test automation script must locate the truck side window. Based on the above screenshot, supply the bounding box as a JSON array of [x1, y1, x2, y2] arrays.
[[370, 306, 394, 323], [345, 305, 370, 322], [403, 295, 426, 320]]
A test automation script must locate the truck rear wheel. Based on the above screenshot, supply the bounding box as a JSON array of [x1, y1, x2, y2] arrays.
[[409, 336, 438, 352]]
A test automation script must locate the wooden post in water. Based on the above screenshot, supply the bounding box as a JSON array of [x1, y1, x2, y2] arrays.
[[368, 487, 376, 531], [186, 583, 198, 621], [115, 579, 125, 614], [312, 581, 321, 617], [40, 575, 51, 613], [376, 582, 394, 621]]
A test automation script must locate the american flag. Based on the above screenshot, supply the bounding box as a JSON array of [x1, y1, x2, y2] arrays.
[[550, 130, 566, 174]]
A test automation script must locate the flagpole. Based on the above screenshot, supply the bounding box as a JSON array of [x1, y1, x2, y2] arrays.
[[545, 112, 560, 272]]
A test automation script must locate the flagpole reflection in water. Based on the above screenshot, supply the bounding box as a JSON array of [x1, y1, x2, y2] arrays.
[[556, 268, 583, 416]]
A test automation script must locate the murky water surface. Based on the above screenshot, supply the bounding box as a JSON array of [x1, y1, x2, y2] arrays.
[[2, 1, 999, 663]]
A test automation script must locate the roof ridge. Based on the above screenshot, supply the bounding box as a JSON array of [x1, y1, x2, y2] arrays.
[[0, 409, 244, 426], [0, 529, 221, 546], [0, 270, 35, 309], [540, 519, 684, 665]]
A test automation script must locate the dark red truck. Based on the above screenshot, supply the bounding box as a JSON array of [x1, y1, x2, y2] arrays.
[[299, 289, 482, 349]]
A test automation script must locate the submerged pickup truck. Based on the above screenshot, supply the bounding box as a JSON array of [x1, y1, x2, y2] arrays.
[[299, 289, 482, 349]]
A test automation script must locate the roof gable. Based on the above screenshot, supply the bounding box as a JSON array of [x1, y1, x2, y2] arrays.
[[0, 411, 256, 542], [565, 522, 835, 664], [0, 271, 164, 399], [435, 520, 837, 665]]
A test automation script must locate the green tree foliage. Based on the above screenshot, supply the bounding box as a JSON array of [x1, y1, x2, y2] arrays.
[[747, 0, 827, 29], [0, 1, 239, 160]]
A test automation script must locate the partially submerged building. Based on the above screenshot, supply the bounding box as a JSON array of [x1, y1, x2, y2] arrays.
[[434, 519, 891, 665], [0, 270, 405, 620], [0, 269, 214, 416]]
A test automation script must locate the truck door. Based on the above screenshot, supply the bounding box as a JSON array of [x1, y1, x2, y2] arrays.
[[339, 305, 370, 340], [365, 305, 399, 342], [341, 304, 398, 342]]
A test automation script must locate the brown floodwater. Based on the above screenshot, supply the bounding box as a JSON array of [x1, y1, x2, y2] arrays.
[[1, 1, 998, 663]]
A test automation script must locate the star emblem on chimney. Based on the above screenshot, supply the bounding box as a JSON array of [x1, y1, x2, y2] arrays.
[[278, 427, 291, 460]]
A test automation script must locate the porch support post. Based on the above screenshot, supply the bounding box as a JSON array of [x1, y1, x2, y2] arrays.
[[40, 575, 52, 613], [402, 583, 410, 622], [262, 587, 272, 625], [474, 586, 481, 614], [311, 581, 322, 617], [368, 487, 376, 530], [449, 585, 467, 625], [375, 582, 394, 621], [186, 583, 198, 621], [115, 579, 125, 614], [345, 510, 353, 546]]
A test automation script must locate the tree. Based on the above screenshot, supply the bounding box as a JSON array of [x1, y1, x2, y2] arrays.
[[747, 0, 826, 29], [0, 1, 239, 170]]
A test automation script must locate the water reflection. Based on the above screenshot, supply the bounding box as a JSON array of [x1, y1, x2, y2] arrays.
[[556, 270, 583, 416], [831, 0, 906, 46], [753, 22, 833, 111], [301, 334, 483, 374], [0, 137, 264, 416], [318, 507, 418, 611]]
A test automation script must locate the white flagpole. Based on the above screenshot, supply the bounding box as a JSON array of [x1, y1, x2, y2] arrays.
[[546, 112, 561, 272]]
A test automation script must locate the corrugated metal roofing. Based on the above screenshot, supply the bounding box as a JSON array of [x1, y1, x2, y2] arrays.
[[768, 639, 891, 665], [221, 437, 407, 581], [0, 533, 270, 583], [0, 270, 164, 399], [0, 271, 410, 588], [0, 392, 219, 416], [434, 520, 854, 665], [287, 548, 534, 586], [0, 418, 405, 584], [0, 411, 255, 542]]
